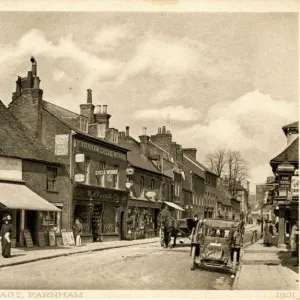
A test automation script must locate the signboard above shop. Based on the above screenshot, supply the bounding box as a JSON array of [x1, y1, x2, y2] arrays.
[[55, 134, 69, 156], [95, 169, 118, 176], [279, 175, 291, 189], [75, 174, 85, 182]]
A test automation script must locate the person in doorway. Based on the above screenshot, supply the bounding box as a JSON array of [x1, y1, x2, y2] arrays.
[[74, 218, 83, 247], [0, 215, 13, 258], [290, 221, 299, 256]]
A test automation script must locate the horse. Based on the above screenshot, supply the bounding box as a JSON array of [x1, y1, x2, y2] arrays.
[[162, 218, 179, 249]]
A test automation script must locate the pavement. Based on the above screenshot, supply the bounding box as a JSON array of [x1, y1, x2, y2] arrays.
[[233, 235, 299, 290], [0, 237, 160, 269]]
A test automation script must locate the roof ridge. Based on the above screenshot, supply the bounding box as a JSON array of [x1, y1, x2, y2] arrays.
[[270, 136, 299, 162], [42, 100, 83, 118], [183, 154, 206, 172]]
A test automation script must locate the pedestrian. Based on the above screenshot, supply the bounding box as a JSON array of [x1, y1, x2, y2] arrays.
[[0, 215, 13, 258], [268, 221, 273, 246], [275, 221, 279, 233], [161, 203, 172, 248], [290, 221, 299, 256], [263, 220, 270, 246], [74, 218, 82, 247]]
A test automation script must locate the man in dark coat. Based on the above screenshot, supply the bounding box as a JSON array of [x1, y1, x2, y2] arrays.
[[161, 204, 173, 248]]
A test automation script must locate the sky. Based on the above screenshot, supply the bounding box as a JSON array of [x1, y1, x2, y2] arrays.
[[0, 11, 298, 193]]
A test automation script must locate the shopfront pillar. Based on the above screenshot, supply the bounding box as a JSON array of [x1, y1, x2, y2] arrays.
[[19, 209, 25, 247], [278, 207, 286, 248]]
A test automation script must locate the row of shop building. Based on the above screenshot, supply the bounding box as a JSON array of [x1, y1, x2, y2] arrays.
[[267, 121, 299, 249], [0, 58, 246, 246]]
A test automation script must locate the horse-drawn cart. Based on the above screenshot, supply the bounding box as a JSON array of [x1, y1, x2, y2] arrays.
[[190, 219, 244, 274]]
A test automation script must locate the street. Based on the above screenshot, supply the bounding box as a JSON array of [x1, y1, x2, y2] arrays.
[[0, 243, 234, 290]]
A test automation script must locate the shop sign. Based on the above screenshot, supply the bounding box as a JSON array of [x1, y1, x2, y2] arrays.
[[146, 191, 156, 198], [126, 167, 134, 175], [279, 175, 291, 189], [74, 139, 126, 161], [75, 153, 85, 162], [75, 174, 85, 182], [291, 176, 299, 196], [55, 134, 69, 156], [95, 169, 118, 176]]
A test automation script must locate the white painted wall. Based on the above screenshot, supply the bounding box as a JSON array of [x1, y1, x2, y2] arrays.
[[0, 157, 22, 181]]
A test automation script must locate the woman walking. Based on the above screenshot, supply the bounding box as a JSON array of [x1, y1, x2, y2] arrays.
[[263, 220, 270, 246], [0, 215, 13, 258], [74, 218, 82, 247]]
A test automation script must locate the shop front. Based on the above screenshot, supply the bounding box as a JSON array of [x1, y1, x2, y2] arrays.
[[125, 198, 162, 240], [74, 184, 128, 243], [0, 180, 61, 247]]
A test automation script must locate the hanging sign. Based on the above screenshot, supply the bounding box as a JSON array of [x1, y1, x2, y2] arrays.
[[291, 176, 299, 196], [75, 154, 85, 163], [279, 175, 291, 189], [75, 174, 85, 182], [126, 167, 134, 175], [55, 134, 69, 156]]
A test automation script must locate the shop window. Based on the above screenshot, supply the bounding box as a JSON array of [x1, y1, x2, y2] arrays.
[[151, 179, 155, 191], [96, 162, 106, 187], [140, 176, 145, 197], [41, 209, 61, 232], [46, 167, 57, 191]]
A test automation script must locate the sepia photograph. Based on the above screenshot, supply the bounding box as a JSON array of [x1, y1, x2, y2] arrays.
[[0, 1, 298, 297]]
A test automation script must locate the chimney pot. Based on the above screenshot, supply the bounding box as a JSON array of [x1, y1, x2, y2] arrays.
[[94, 105, 101, 114], [158, 127, 162, 134], [87, 89, 92, 104], [126, 126, 130, 136], [143, 127, 147, 135], [162, 126, 166, 134], [33, 76, 40, 89], [27, 71, 33, 88], [103, 105, 107, 114]]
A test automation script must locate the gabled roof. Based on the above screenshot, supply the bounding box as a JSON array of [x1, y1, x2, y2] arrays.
[[42, 101, 128, 153], [270, 137, 299, 164], [183, 155, 205, 179], [0, 101, 59, 165], [118, 137, 166, 176]]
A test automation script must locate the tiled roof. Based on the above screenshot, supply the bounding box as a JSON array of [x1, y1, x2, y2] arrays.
[[183, 155, 205, 179], [183, 154, 218, 177], [0, 101, 59, 164], [282, 121, 299, 130], [215, 186, 233, 207], [42, 101, 128, 152], [118, 137, 164, 175], [270, 137, 299, 164]]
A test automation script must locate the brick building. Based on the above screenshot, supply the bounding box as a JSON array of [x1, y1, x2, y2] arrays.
[[118, 127, 173, 239], [8, 58, 129, 243], [0, 101, 63, 247]]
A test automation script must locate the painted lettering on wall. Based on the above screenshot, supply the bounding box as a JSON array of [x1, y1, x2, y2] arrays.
[[55, 134, 69, 156], [74, 139, 126, 161]]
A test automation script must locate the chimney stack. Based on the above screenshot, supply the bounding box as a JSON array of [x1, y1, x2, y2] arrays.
[[87, 89, 92, 103], [80, 89, 95, 123], [126, 126, 130, 136], [139, 127, 150, 157], [183, 148, 197, 160]]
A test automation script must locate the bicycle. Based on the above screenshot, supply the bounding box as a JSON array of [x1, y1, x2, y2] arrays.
[[251, 230, 258, 243]]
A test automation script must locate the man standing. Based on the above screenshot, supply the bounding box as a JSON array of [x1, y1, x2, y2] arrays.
[[291, 221, 299, 256], [74, 218, 83, 247], [161, 204, 172, 248]]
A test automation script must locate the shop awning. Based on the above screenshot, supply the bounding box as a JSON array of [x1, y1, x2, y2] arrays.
[[164, 201, 185, 211], [0, 182, 61, 212]]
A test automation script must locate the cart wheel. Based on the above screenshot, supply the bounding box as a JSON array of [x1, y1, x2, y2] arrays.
[[232, 250, 237, 274], [190, 246, 196, 271]]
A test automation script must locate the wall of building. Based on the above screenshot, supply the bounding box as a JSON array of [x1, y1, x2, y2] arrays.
[[22, 160, 71, 230]]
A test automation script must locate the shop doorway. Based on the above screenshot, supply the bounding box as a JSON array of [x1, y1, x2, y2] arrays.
[[26, 210, 37, 244], [120, 211, 125, 240]]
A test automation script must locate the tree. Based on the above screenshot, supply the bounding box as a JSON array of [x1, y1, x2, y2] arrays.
[[205, 148, 227, 177], [205, 149, 249, 195]]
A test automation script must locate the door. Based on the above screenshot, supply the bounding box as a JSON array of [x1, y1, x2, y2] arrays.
[[26, 210, 37, 244]]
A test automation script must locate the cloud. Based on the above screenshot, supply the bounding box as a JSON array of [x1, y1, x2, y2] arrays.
[[173, 90, 298, 183], [134, 105, 202, 122], [92, 24, 134, 52], [0, 29, 123, 85], [117, 35, 200, 83], [51, 68, 72, 82]]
